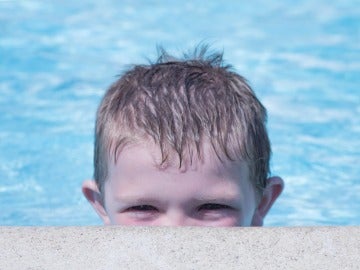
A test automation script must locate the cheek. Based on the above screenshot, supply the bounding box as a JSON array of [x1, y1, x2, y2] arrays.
[[109, 214, 140, 225], [199, 207, 255, 227], [111, 214, 160, 226], [195, 214, 243, 227], [114, 218, 139, 226], [212, 217, 240, 227], [109, 213, 159, 226]]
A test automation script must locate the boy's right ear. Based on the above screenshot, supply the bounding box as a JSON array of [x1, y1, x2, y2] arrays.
[[82, 180, 111, 225]]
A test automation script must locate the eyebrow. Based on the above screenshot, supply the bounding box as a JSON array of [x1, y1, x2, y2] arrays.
[[195, 189, 240, 200], [114, 197, 161, 205], [114, 195, 240, 206], [191, 196, 240, 205]]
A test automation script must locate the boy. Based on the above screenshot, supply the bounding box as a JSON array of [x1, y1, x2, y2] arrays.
[[82, 47, 284, 226]]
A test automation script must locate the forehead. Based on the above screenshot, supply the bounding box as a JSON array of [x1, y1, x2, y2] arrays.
[[107, 141, 251, 188], [110, 139, 247, 171]]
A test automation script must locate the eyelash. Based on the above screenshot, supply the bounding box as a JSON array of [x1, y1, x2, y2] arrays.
[[198, 203, 232, 211], [127, 205, 157, 211], [127, 203, 232, 212]]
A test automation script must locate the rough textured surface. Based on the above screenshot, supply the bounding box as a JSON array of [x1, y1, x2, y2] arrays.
[[0, 226, 359, 269]]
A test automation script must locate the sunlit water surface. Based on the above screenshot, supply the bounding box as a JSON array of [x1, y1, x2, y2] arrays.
[[0, 0, 359, 225]]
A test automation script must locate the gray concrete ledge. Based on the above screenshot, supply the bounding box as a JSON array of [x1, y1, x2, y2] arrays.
[[0, 226, 359, 270]]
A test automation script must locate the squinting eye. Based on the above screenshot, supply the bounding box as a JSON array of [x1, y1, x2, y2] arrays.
[[127, 205, 157, 211], [198, 203, 232, 211]]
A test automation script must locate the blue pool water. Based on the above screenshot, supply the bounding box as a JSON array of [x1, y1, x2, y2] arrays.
[[0, 1, 359, 226]]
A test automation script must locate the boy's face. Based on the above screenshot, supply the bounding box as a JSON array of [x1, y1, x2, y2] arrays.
[[83, 142, 283, 226]]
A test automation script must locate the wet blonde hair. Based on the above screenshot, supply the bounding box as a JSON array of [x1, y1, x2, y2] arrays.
[[94, 46, 270, 197]]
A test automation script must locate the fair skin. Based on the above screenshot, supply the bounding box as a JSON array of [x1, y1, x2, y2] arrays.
[[82, 142, 283, 226]]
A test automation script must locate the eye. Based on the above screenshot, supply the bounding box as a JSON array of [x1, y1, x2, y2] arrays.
[[127, 205, 158, 212], [198, 203, 232, 211], [196, 203, 236, 222], [124, 205, 159, 221]]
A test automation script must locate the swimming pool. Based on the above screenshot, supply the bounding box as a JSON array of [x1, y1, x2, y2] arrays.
[[0, 0, 359, 226]]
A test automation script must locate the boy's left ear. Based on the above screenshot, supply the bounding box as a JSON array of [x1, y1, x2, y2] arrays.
[[251, 176, 284, 226]]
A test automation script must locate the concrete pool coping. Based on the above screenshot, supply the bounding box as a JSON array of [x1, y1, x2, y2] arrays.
[[0, 226, 359, 269]]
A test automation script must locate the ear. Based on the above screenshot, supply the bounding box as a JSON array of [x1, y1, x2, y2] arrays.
[[251, 176, 284, 226], [82, 180, 111, 225]]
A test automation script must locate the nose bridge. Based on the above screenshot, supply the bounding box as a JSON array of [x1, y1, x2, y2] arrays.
[[161, 210, 185, 226], [161, 208, 194, 226]]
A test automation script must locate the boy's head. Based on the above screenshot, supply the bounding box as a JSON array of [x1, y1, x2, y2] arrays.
[[82, 46, 283, 226]]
